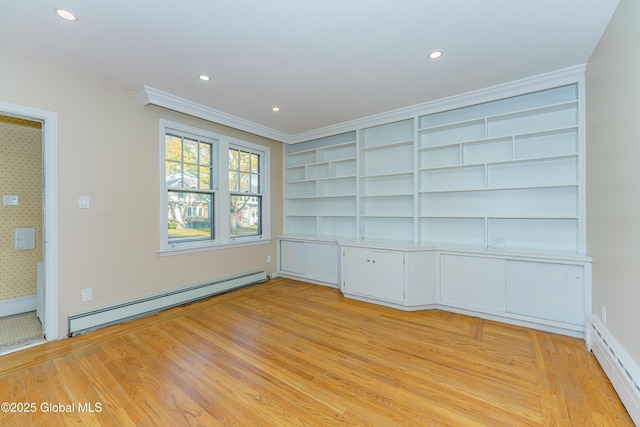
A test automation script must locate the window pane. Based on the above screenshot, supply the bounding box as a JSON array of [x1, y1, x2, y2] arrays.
[[183, 138, 198, 164], [166, 135, 182, 161], [229, 171, 238, 192], [240, 172, 250, 192], [230, 195, 261, 237], [240, 151, 251, 172], [184, 164, 198, 188], [251, 173, 259, 193], [229, 149, 238, 171], [199, 142, 211, 166], [251, 153, 259, 173], [166, 161, 182, 186], [168, 191, 213, 243], [199, 166, 211, 190]]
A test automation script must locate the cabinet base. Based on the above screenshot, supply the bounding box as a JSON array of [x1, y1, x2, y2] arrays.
[[342, 292, 585, 339], [341, 292, 437, 312], [277, 272, 339, 289]]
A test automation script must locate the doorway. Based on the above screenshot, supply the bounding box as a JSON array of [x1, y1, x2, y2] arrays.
[[0, 101, 58, 353], [0, 114, 43, 350]]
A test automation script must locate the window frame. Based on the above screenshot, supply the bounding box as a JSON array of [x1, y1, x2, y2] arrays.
[[228, 144, 264, 240], [165, 130, 217, 246], [159, 119, 270, 255]]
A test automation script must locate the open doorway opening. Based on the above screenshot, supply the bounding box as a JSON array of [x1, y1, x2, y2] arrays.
[[0, 115, 44, 350], [0, 101, 58, 354]]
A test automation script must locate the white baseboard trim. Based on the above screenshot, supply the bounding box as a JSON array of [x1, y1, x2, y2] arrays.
[[588, 315, 640, 424], [68, 270, 266, 335], [0, 295, 37, 317]]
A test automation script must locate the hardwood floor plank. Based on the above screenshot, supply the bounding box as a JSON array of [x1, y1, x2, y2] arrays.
[[152, 322, 324, 426], [0, 278, 633, 426], [238, 289, 543, 422]]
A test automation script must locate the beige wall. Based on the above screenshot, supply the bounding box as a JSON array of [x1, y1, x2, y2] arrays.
[[0, 48, 283, 338], [586, 0, 640, 364], [0, 116, 43, 301]]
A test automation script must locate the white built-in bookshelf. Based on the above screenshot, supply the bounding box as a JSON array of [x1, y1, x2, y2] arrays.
[[284, 81, 585, 255], [280, 75, 591, 338], [284, 132, 357, 238], [359, 118, 415, 241], [417, 83, 582, 252]]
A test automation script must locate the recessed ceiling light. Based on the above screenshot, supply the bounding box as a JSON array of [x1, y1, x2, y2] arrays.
[[428, 50, 443, 60], [198, 75, 211, 81], [55, 9, 78, 22], [271, 107, 280, 112]]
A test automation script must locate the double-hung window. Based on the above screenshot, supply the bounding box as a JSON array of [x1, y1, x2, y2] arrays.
[[160, 120, 270, 254], [165, 131, 216, 245], [228, 146, 262, 238]]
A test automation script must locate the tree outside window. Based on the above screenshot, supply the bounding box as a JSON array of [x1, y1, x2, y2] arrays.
[[161, 120, 269, 252], [229, 147, 261, 237], [165, 134, 215, 243]]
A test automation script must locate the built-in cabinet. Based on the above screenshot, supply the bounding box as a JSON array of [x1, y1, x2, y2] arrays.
[[340, 243, 437, 309], [505, 260, 585, 325], [342, 247, 406, 304], [280, 71, 591, 338], [278, 240, 591, 337], [278, 238, 339, 287], [440, 254, 506, 312], [439, 252, 589, 335]]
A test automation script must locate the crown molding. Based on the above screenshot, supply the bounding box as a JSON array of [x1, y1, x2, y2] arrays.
[[136, 64, 586, 145], [134, 85, 293, 143], [287, 64, 587, 143]]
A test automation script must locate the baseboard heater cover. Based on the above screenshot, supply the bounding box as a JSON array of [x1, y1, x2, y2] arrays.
[[588, 315, 640, 424], [68, 270, 266, 336]]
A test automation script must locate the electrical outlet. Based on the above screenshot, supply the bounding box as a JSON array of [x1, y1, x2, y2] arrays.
[[601, 305, 607, 324], [266, 255, 272, 263], [81, 287, 93, 302]]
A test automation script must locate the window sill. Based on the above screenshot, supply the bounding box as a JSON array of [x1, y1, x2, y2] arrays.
[[158, 238, 272, 257]]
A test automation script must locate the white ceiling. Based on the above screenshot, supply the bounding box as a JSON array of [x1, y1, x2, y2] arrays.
[[1, 0, 619, 139]]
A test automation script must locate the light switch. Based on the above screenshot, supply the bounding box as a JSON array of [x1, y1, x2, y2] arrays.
[[3, 195, 18, 206], [79, 195, 91, 209], [81, 287, 93, 302]]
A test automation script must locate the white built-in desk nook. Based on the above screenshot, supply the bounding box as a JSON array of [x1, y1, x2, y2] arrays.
[[279, 69, 591, 339]]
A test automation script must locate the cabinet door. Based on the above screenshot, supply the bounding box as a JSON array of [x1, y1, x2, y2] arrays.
[[440, 254, 505, 311], [505, 261, 584, 325], [280, 240, 306, 275], [369, 250, 405, 303], [342, 247, 374, 296], [342, 248, 405, 303], [305, 242, 338, 284]]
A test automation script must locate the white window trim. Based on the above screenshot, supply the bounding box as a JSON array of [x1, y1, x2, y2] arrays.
[[158, 119, 271, 256], [227, 141, 268, 242]]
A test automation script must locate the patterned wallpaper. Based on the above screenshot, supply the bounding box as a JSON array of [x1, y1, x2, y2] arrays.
[[0, 115, 43, 301]]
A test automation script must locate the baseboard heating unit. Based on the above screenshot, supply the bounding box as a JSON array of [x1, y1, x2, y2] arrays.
[[588, 315, 640, 424], [68, 270, 266, 336]]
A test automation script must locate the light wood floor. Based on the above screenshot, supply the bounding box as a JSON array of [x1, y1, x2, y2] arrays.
[[0, 278, 633, 426]]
